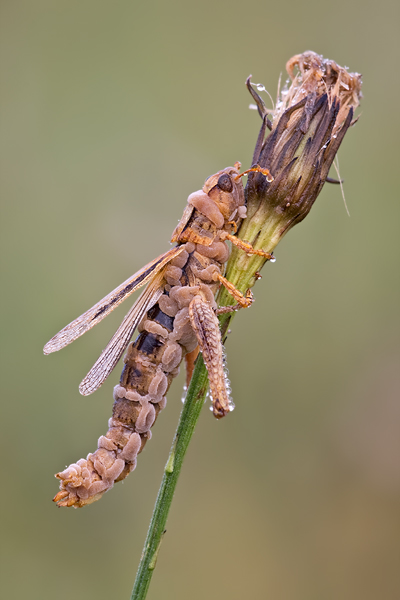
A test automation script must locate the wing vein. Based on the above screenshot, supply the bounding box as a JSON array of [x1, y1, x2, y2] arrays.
[[79, 272, 165, 395], [43, 246, 183, 354]]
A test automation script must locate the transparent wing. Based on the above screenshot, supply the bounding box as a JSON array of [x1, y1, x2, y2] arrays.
[[79, 271, 165, 396], [43, 246, 184, 354]]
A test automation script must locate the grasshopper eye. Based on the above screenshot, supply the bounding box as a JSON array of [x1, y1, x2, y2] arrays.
[[217, 173, 233, 193]]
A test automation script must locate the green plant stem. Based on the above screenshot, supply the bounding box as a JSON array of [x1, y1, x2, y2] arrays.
[[131, 354, 209, 600]]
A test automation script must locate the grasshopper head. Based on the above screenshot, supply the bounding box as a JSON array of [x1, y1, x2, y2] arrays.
[[203, 165, 245, 223]]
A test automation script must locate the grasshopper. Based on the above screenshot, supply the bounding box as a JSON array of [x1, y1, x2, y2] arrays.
[[45, 162, 274, 507]]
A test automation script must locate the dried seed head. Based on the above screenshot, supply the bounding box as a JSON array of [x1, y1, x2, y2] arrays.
[[218, 52, 362, 310], [245, 51, 362, 239]]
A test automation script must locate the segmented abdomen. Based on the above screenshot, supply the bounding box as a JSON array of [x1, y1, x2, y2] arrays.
[[54, 247, 207, 507]]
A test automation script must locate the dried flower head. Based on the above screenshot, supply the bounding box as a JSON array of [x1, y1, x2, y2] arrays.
[[220, 51, 362, 306], [246, 51, 362, 234]]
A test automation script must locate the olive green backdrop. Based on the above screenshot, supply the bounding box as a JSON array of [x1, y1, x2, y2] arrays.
[[1, 1, 399, 599]]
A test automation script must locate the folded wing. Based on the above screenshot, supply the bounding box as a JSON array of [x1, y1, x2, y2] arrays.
[[79, 272, 164, 396], [43, 246, 184, 354]]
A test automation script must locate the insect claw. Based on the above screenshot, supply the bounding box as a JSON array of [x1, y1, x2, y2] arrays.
[[245, 289, 254, 303]]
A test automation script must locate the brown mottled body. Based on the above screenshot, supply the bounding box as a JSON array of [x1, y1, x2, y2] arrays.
[[50, 164, 274, 507]]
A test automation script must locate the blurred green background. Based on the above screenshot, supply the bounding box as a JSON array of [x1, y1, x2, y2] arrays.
[[1, 1, 399, 599]]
